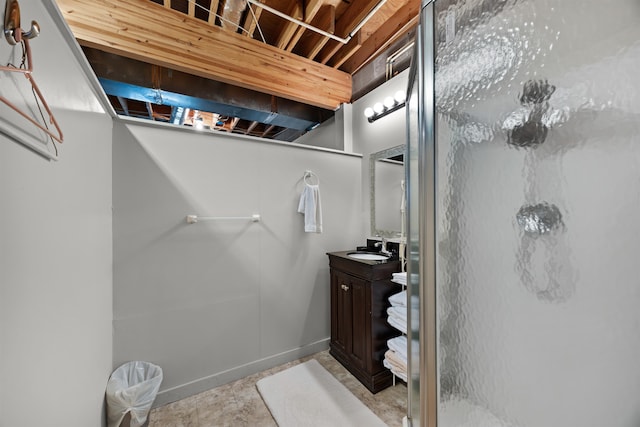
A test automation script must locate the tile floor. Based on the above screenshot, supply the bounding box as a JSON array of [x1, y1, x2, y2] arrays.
[[149, 350, 407, 427]]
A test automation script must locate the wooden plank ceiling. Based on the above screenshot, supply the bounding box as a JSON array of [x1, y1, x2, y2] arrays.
[[55, 0, 419, 139]]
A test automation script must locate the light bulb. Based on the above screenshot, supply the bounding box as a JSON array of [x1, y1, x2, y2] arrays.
[[373, 102, 384, 114], [364, 107, 374, 118], [384, 96, 395, 108], [394, 90, 406, 103]]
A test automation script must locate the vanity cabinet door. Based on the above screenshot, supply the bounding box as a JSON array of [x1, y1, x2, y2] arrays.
[[331, 270, 370, 374], [348, 276, 369, 372], [331, 269, 352, 356]]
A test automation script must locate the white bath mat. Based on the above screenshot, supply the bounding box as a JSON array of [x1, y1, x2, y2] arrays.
[[256, 359, 387, 427]]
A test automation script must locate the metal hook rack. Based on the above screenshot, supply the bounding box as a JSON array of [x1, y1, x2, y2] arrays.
[[1, 0, 63, 160], [4, 0, 39, 45]]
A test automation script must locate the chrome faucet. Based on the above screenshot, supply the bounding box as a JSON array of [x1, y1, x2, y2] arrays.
[[380, 237, 392, 256]]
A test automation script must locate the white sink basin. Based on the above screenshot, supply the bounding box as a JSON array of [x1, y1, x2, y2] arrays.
[[347, 252, 389, 261]]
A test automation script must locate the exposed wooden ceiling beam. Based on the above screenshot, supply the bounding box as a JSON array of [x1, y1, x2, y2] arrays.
[[341, 0, 419, 74], [334, 0, 383, 38], [56, 0, 351, 110], [227, 117, 241, 132], [243, 0, 264, 38], [360, 0, 414, 30], [246, 120, 259, 134], [285, 0, 324, 52], [328, 30, 362, 69], [261, 124, 275, 137], [297, 5, 334, 59], [208, 0, 219, 24], [317, 38, 342, 65], [116, 96, 129, 115], [145, 102, 154, 119], [275, 0, 303, 49], [317, 0, 382, 65]]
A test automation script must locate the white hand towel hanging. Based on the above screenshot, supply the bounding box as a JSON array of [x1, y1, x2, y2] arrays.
[[298, 183, 323, 233]]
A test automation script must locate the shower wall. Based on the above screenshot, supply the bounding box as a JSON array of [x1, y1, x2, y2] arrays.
[[112, 120, 363, 405], [434, 0, 640, 425]]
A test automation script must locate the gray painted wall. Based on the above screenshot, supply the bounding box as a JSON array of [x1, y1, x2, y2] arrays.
[[295, 103, 355, 153], [112, 120, 364, 404], [294, 116, 341, 150], [0, 2, 113, 426], [0, 110, 113, 427]]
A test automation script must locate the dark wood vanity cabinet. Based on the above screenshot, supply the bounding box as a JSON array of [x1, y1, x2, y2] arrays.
[[328, 252, 402, 393]]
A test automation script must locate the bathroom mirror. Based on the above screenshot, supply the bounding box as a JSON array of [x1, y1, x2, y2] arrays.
[[370, 144, 405, 237]]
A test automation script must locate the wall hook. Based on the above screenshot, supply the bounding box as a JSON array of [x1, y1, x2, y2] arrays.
[[0, 0, 63, 159], [4, 0, 39, 45]]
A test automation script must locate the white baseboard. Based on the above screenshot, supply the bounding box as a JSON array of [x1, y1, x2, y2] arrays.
[[153, 338, 330, 408]]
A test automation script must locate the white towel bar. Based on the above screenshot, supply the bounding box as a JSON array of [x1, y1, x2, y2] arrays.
[[186, 214, 261, 224]]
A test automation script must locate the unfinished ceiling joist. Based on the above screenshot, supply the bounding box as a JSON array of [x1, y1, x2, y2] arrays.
[[99, 78, 320, 130], [296, 5, 335, 59], [55, 0, 352, 110], [342, 0, 420, 74]]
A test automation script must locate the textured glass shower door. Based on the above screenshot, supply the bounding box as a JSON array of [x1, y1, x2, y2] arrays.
[[405, 2, 435, 425], [429, 0, 640, 426]]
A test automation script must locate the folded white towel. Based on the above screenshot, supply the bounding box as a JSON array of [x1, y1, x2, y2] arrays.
[[383, 359, 408, 382], [391, 279, 406, 286], [387, 335, 408, 362], [387, 314, 406, 334], [385, 350, 407, 371], [297, 184, 322, 233], [389, 291, 407, 307], [383, 350, 408, 382], [387, 306, 407, 322], [391, 273, 406, 285]]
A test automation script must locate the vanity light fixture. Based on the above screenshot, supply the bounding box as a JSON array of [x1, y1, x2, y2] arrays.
[[364, 90, 407, 123]]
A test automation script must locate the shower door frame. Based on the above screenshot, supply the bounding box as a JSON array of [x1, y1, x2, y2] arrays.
[[406, 1, 437, 426]]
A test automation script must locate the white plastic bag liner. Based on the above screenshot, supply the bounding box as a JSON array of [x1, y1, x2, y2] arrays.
[[106, 361, 163, 427]]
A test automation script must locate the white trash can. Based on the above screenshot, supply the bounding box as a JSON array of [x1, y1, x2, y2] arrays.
[[106, 361, 163, 427]]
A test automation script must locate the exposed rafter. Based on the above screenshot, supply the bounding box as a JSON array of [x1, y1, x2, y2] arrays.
[[56, 0, 352, 110], [82, 46, 333, 141], [275, 0, 303, 49], [208, 0, 219, 24], [341, 0, 419, 74], [56, 0, 419, 142], [261, 125, 275, 138], [243, 0, 264, 38], [295, 4, 335, 59], [317, 0, 381, 64], [285, 0, 324, 52], [328, 30, 362, 69]]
